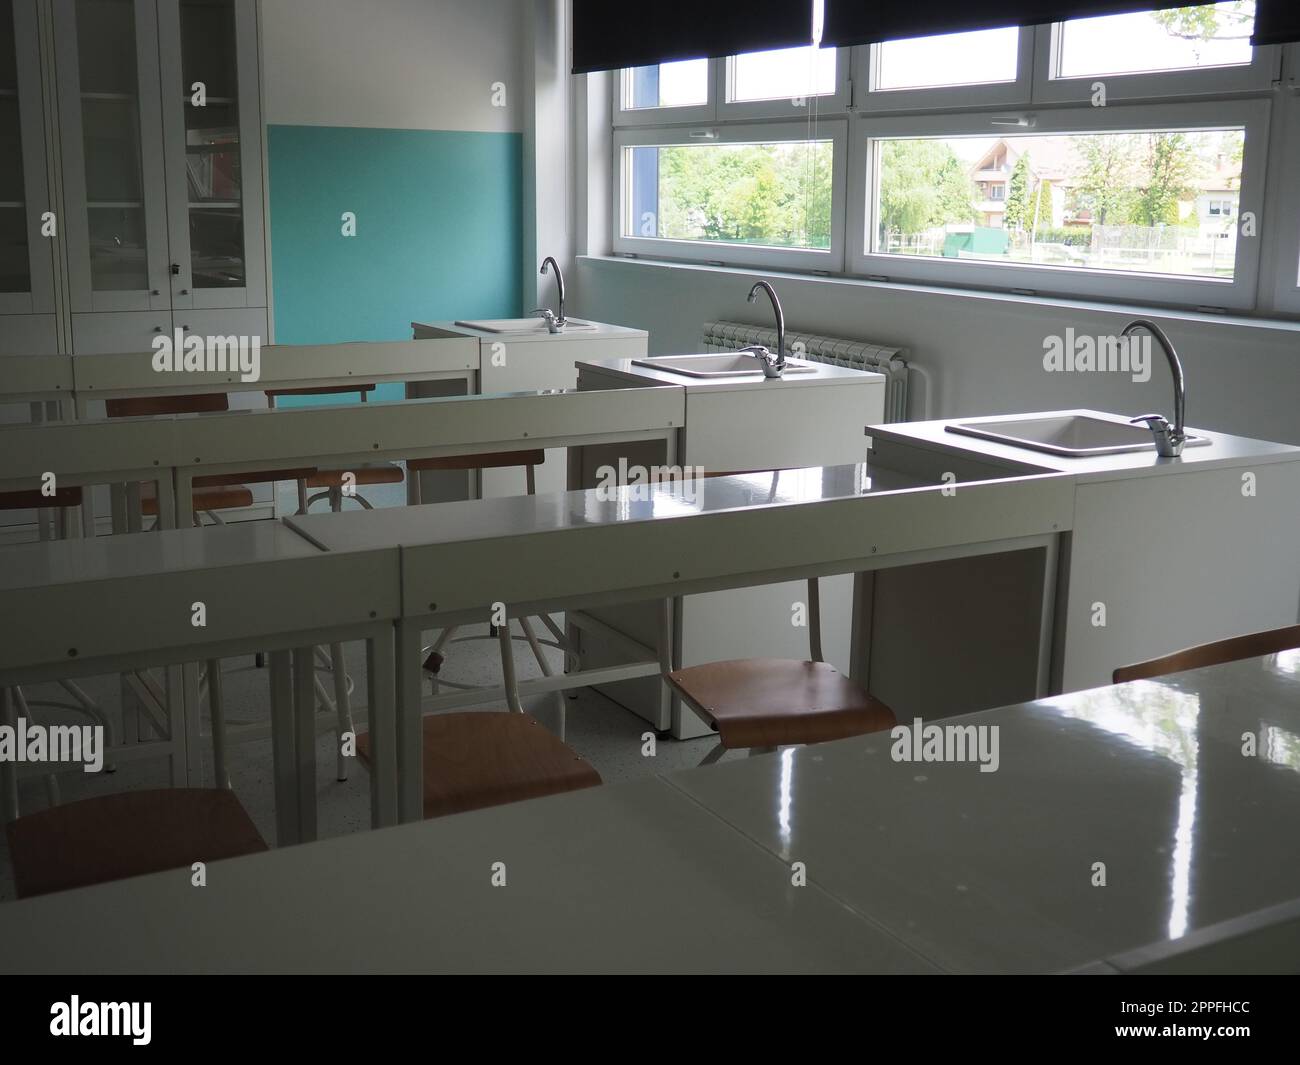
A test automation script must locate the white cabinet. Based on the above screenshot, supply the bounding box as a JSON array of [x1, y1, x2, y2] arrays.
[[0, 0, 56, 352], [52, 0, 264, 353]]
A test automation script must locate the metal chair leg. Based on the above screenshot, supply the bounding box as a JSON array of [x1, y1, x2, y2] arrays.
[[497, 621, 525, 714], [330, 642, 354, 782], [1, 688, 18, 823], [698, 741, 727, 766], [519, 616, 565, 740]]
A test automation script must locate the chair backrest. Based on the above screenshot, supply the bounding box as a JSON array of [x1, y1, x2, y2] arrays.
[[1113, 624, 1300, 684], [0, 486, 83, 511], [264, 384, 375, 407], [105, 392, 229, 418]]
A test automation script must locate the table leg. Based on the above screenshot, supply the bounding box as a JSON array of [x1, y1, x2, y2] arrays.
[[395, 620, 424, 824], [292, 647, 318, 843], [366, 624, 399, 828], [269, 650, 299, 846]]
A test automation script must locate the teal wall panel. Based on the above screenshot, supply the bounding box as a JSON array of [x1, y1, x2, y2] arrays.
[[267, 124, 522, 403]]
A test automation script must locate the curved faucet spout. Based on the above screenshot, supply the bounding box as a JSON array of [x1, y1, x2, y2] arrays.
[[1121, 318, 1186, 457], [540, 257, 566, 325], [746, 281, 785, 369]]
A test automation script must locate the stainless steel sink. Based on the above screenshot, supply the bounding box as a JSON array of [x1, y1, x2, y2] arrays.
[[454, 318, 598, 334], [946, 414, 1209, 457], [631, 353, 818, 378]]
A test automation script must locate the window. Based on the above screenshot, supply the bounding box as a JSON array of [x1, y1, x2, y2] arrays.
[[1057, 4, 1254, 77], [856, 27, 1035, 112], [1035, 3, 1276, 102], [849, 103, 1266, 310], [615, 60, 714, 125], [612, 122, 847, 270], [728, 44, 836, 103], [607, 5, 1285, 313]]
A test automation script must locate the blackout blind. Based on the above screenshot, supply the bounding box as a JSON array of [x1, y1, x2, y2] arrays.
[[571, 0, 814, 75], [821, 2, 1194, 47], [1252, 1, 1300, 46]]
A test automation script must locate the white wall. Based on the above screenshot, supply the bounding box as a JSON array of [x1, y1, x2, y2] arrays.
[[259, 0, 525, 132], [576, 257, 1300, 445]]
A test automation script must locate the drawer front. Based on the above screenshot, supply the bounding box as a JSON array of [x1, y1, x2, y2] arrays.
[[72, 311, 173, 355], [171, 307, 269, 346]]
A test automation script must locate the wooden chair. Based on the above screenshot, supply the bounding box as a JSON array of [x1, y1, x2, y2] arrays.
[[356, 622, 600, 819], [662, 578, 897, 765], [4, 789, 267, 898], [407, 449, 573, 733], [1113, 624, 1300, 684]]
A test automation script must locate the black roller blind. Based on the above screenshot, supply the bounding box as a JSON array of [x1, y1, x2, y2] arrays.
[[572, 0, 815, 75], [822, 2, 1206, 47], [1252, 1, 1300, 46]]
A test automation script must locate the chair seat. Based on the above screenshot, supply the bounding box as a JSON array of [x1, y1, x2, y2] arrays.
[[666, 659, 897, 749], [0, 486, 84, 511], [5, 788, 268, 899], [141, 482, 254, 515], [407, 449, 545, 473], [356, 712, 601, 819], [304, 463, 404, 489]]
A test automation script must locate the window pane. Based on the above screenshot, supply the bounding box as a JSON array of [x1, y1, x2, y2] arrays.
[[1059, 4, 1254, 77], [875, 27, 1018, 91], [625, 140, 833, 251], [872, 129, 1245, 281], [731, 45, 836, 103], [623, 59, 708, 109]]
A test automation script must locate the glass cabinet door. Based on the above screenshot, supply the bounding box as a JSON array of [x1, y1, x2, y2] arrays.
[[158, 0, 264, 309], [0, 0, 54, 315], [54, 0, 171, 312]]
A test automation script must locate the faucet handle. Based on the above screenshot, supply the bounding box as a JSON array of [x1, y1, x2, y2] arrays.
[[1129, 413, 1171, 432]]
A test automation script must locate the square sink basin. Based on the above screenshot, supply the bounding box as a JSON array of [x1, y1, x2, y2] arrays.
[[454, 318, 598, 334], [631, 353, 818, 378], [946, 414, 1209, 456]]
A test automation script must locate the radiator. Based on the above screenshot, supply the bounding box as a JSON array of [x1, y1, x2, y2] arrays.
[[701, 320, 914, 423]]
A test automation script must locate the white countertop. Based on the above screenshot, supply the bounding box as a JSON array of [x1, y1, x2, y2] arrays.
[[285, 463, 932, 553], [3, 652, 1295, 972], [413, 318, 647, 343], [668, 650, 1300, 973], [578, 355, 882, 394], [0, 521, 323, 593], [871, 408, 1300, 483]]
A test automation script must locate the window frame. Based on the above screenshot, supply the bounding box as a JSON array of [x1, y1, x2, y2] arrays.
[[612, 58, 718, 128], [1269, 47, 1300, 314], [844, 99, 1269, 312], [852, 25, 1035, 114], [1032, 17, 1280, 105], [717, 44, 851, 120], [610, 118, 849, 272]]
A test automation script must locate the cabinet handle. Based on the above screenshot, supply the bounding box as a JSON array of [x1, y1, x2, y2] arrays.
[[152, 326, 163, 333], [171, 263, 181, 276]]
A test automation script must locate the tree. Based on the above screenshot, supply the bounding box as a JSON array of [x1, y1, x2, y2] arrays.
[[1003, 152, 1032, 233], [1152, 2, 1255, 42], [1132, 133, 1196, 227], [1073, 134, 1139, 226], [877, 140, 975, 244]]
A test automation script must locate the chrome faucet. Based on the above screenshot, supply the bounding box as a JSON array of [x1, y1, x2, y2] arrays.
[[744, 281, 786, 379], [540, 256, 566, 326], [1121, 319, 1187, 458]]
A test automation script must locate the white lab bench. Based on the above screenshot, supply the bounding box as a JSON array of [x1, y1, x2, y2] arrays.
[[574, 355, 887, 737], [409, 318, 648, 501], [0, 521, 401, 842], [286, 462, 1073, 823], [2, 652, 1295, 974]]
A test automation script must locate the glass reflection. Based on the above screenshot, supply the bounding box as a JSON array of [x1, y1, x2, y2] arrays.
[[1057, 683, 1200, 939]]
